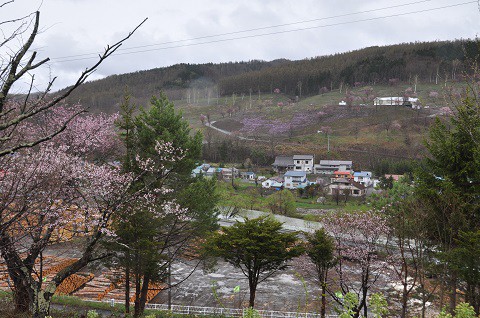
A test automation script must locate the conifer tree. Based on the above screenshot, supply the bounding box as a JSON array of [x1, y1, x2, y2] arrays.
[[112, 92, 218, 317], [205, 216, 303, 308], [414, 65, 480, 313]]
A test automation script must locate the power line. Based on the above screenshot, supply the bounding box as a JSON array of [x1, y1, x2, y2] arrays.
[[51, 0, 476, 64], [51, 0, 435, 61]]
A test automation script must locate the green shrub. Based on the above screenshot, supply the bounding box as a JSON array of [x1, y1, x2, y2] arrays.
[[243, 307, 261, 318], [87, 310, 99, 318], [438, 302, 476, 318]]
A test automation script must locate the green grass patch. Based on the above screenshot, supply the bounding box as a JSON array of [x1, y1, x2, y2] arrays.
[[216, 179, 368, 214]]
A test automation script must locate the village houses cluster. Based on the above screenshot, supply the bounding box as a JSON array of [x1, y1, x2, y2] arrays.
[[268, 155, 376, 197], [192, 155, 399, 198]]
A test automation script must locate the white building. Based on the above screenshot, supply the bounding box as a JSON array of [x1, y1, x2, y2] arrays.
[[240, 171, 256, 180], [293, 155, 314, 174], [262, 178, 284, 189], [273, 155, 314, 174], [353, 171, 373, 186], [373, 97, 419, 108], [284, 171, 309, 189]]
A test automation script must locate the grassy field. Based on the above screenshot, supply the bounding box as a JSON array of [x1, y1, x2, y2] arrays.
[[216, 178, 369, 218]]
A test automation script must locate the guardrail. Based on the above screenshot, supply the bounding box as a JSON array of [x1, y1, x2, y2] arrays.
[[144, 303, 336, 318]]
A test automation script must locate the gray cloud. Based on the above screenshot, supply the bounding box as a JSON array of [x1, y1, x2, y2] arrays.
[[3, 0, 479, 92]]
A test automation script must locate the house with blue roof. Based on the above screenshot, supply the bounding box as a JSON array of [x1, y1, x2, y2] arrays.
[[284, 171, 309, 189], [353, 171, 373, 186]]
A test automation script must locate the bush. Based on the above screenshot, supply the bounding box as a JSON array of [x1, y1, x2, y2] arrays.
[[438, 302, 477, 318], [87, 310, 99, 318], [243, 307, 261, 318], [267, 189, 296, 216]]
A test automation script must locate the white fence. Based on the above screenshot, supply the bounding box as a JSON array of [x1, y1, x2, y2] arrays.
[[144, 303, 336, 318]]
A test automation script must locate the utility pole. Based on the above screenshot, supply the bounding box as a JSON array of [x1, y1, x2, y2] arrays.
[[318, 130, 331, 154]]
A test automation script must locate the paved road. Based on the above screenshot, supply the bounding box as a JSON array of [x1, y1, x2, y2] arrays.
[[219, 209, 324, 233], [204, 121, 270, 142]]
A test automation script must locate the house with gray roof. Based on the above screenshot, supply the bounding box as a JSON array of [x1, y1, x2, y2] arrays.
[[314, 160, 353, 175], [273, 155, 315, 174], [325, 178, 366, 197], [272, 156, 295, 173]]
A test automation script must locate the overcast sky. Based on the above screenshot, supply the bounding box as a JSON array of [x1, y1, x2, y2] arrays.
[[2, 0, 479, 92]]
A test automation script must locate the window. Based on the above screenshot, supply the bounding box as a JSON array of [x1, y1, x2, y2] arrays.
[[305, 161, 309, 164], [353, 190, 359, 194], [297, 160, 301, 164]]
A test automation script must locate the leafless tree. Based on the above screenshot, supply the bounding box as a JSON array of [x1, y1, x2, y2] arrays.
[[0, 6, 146, 158]]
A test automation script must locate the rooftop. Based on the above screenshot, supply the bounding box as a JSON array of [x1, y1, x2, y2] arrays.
[[273, 156, 294, 167], [334, 170, 352, 175], [293, 154, 314, 160], [318, 160, 352, 165], [284, 171, 307, 177], [353, 171, 372, 177]]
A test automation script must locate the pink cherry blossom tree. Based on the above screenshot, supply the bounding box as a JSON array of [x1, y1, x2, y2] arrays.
[[0, 106, 145, 313], [0, 106, 189, 317], [429, 91, 439, 99], [359, 87, 376, 105], [0, 6, 148, 317], [322, 210, 390, 318]]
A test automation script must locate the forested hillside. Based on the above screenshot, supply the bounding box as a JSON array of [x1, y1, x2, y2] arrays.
[[219, 40, 479, 96], [60, 39, 478, 112], [61, 60, 282, 112]]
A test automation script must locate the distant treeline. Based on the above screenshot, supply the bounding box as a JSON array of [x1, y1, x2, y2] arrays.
[[218, 40, 480, 96], [58, 39, 479, 112]]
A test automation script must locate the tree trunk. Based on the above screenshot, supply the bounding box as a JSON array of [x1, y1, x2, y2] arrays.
[[138, 274, 150, 315], [248, 279, 257, 308], [32, 288, 54, 318], [448, 273, 457, 315], [401, 283, 408, 318], [321, 282, 327, 318], [125, 257, 130, 314], [362, 293, 368, 318], [13, 280, 31, 313], [134, 272, 141, 317]]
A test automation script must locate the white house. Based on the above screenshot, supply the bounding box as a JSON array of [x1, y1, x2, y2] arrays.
[[314, 160, 353, 175], [273, 155, 314, 174], [325, 178, 366, 197], [240, 171, 256, 180], [284, 171, 308, 189], [374, 97, 419, 108], [353, 171, 373, 186], [293, 155, 314, 174], [262, 178, 284, 189]]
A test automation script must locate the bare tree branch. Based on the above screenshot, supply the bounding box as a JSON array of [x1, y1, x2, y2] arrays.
[[0, 11, 147, 156]]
